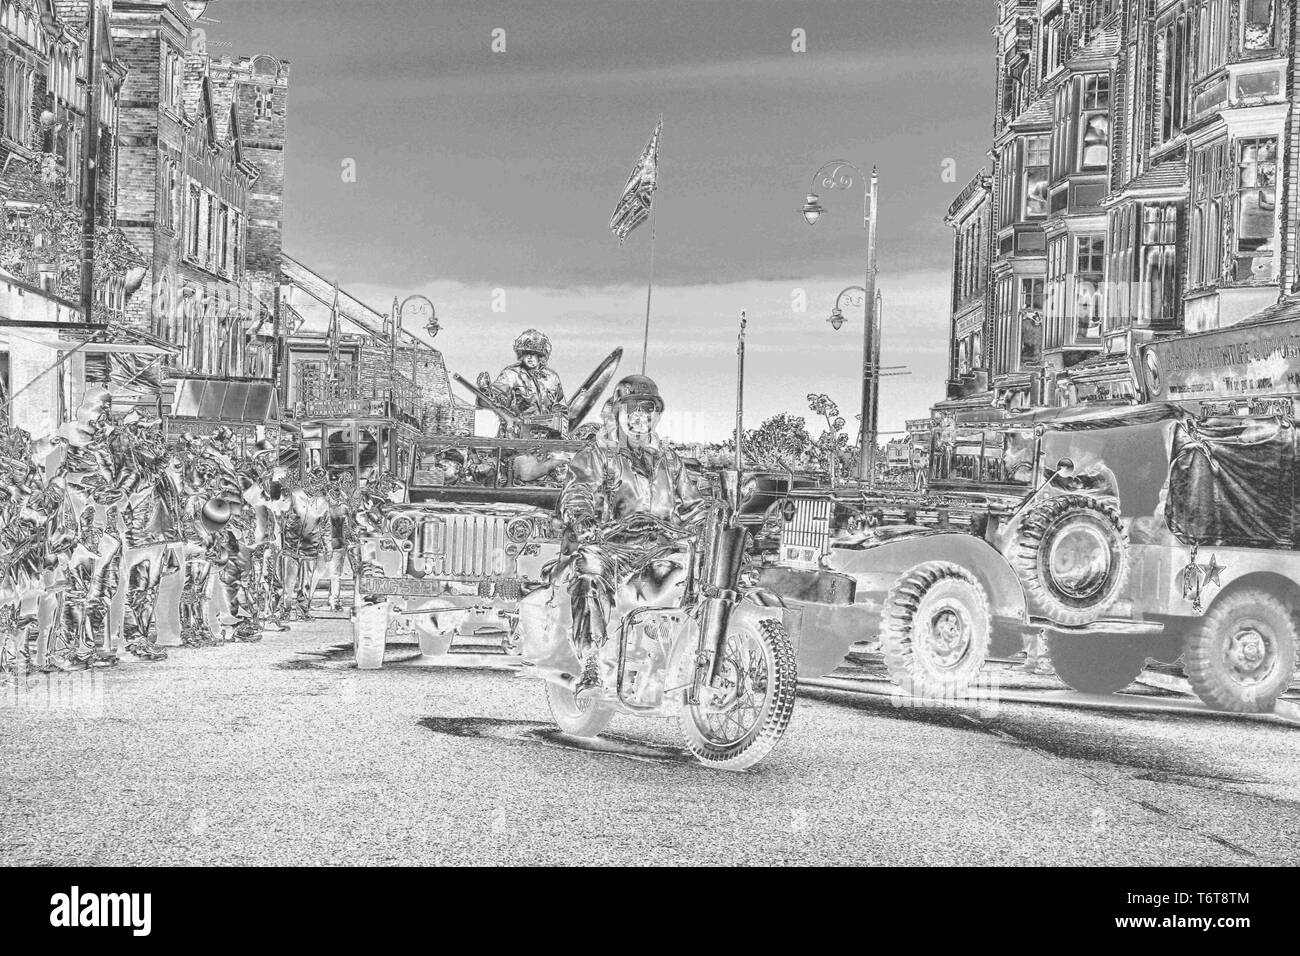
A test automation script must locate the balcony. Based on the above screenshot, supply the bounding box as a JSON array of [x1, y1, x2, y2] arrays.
[[291, 359, 422, 429]]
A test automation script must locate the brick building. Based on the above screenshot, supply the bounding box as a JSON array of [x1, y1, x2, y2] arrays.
[[0, 0, 133, 431], [943, 0, 1300, 417], [111, 0, 289, 391], [934, 170, 993, 421]]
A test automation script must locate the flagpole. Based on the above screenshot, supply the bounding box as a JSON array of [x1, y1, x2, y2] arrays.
[[640, 113, 662, 375], [641, 202, 656, 375]]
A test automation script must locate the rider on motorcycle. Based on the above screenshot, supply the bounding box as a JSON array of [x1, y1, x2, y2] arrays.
[[557, 374, 704, 696]]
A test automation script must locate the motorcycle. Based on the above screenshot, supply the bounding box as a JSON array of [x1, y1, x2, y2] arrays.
[[517, 478, 797, 771]]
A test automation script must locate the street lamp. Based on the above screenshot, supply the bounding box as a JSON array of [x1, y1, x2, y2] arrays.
[[826, 286, 865, 332], [801, 161, 880, 483]]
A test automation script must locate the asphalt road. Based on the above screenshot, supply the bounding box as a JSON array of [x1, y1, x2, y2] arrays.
[[2, 622, 1298, 866]]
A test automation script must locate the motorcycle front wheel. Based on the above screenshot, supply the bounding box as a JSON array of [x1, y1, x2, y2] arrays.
[[679, 617, 797, 771], [545, 679, 615, 738]]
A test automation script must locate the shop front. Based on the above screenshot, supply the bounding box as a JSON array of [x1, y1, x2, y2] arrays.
[[1138, 304, 1300, 417]]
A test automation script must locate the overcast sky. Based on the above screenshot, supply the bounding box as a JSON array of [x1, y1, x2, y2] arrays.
[[212, 0, 996, 441]]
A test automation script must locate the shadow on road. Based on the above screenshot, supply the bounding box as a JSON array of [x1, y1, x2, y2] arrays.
[[417, 716, 697, 765]]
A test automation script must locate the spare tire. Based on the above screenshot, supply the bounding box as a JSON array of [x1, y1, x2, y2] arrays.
[[1010, 494, 1128, 626]]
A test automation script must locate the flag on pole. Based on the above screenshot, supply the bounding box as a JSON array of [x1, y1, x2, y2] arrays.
[[326, 280, 342, 373], [609, 118, 661, 245]]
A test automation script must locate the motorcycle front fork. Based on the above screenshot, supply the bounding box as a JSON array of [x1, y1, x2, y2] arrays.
[[687, 595, 735, 707]]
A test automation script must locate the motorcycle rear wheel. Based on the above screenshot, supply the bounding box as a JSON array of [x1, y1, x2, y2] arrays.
[[545, 679, 615, 738], [678, 617, 796, 771]]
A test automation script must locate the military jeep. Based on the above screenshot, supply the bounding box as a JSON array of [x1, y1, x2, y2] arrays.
[[762, 402, 1299, 714], [350, 349, 622, 668]]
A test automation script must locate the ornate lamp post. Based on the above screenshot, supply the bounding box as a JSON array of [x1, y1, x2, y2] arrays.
[[801, 162, 879, 483]]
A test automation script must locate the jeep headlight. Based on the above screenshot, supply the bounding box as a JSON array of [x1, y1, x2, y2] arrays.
[[506, 517, 533, 544], [387, 514, 417, 539]]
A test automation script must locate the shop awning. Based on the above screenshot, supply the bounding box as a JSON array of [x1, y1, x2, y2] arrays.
[[170, 379, 280, 423]]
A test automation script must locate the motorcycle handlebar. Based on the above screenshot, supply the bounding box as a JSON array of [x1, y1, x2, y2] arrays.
[[576, 512, 693, 545]]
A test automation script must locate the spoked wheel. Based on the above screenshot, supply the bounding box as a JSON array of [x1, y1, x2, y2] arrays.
[[545, 679, 615, 738], [678, 617, 796, 772]]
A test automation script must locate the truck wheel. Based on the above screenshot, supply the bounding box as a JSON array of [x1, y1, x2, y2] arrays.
[[352, 599, 389, 670], [1185, 588, 1298, 713], [1046, 634, 1149, 694], [1011, 494, 1128, 627], [882, 562, 990, 699]]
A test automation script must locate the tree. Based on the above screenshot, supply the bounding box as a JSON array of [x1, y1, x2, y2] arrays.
[[740, 413, 814, 472]]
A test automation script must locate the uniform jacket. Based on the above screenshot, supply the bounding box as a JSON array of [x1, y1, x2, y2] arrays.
[[560, 437, 702, 525], [487, 364, 566, 417]]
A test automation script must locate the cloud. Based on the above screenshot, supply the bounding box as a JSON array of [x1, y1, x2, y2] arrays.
[[290, 268, 952, 442]]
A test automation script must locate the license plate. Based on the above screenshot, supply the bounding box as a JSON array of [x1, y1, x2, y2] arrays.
[[358, 577, 445, 597]]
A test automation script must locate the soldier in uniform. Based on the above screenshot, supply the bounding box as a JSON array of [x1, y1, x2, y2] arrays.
[[476, 329, 566, 423], [557, 375, 705, 695]]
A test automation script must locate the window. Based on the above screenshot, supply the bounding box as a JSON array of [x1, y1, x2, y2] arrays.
[[188, 186, 202, 258], [255, 88, 271, 120], [995, 275, 1015, 373], [999, 142, 1017, 228], [1023, 136, 1050, 219], [1107, 205, 1138, 330], [4, 57, 34, 144], [1020, 277, 1045, 366], [1242, 0, 1276, 51], [1154, 15, 1191, 146], [219, 203, 230, 272], [1079, 74, 1110, 170], [1075, 236, 1104, 340], [1234, 137, 1277, 280], [1140, 203, 1180, 328], [1041, 9, 1066, 80], [231, 210, 242, 276], [205, 194, 216, 265], [1190, 141, 1227, 288], [1197, 0, 1230, 76], [1046, 236, 1069, 347]]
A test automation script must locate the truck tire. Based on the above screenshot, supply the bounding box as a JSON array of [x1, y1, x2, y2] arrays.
[[1185, 587, 1298, 713], [882, 562, 990, 699], [1010, 494, 1128, 627], [1046, 633, 1149, 694]]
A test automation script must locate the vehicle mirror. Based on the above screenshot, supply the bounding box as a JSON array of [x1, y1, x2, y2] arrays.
[[1055, 457, 1075, 477]]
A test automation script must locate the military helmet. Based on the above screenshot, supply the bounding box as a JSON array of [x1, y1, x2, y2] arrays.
[[513, 328, 552, 359], [610, 374, 664, 412]]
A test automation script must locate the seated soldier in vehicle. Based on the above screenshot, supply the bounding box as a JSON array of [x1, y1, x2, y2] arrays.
[[476, 329, 566, 424], [557, 375, 705, 696]]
